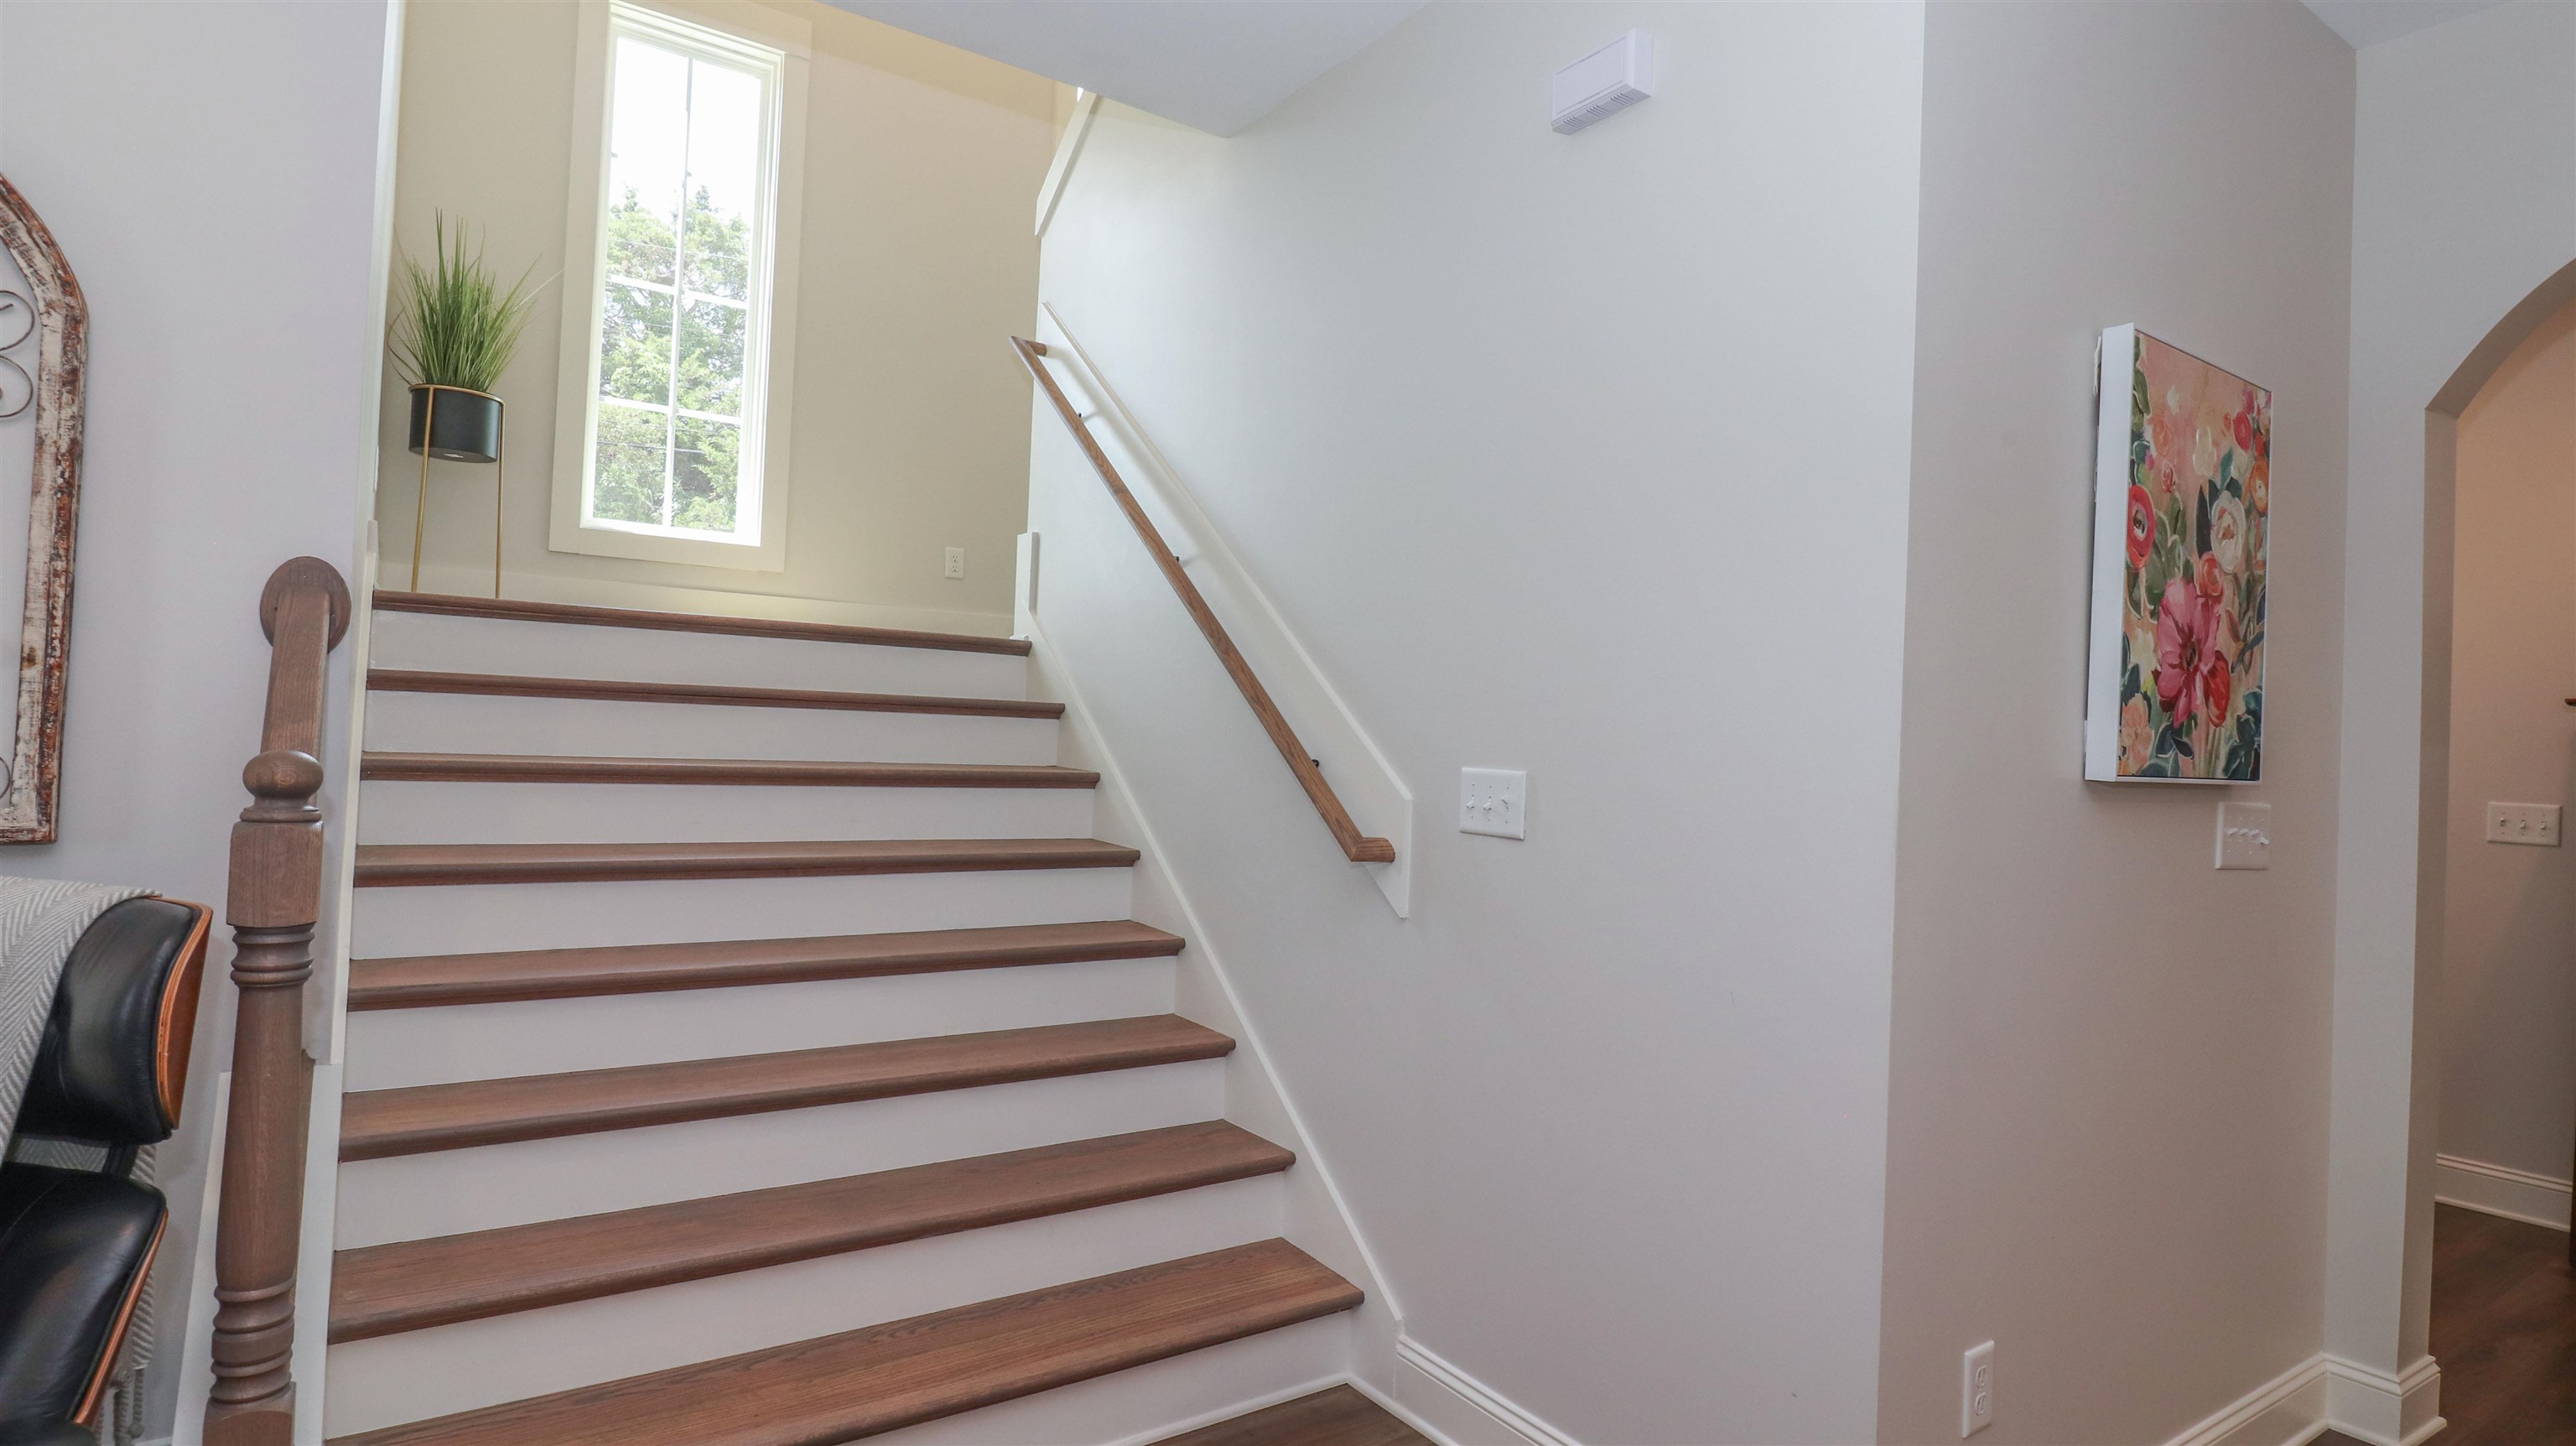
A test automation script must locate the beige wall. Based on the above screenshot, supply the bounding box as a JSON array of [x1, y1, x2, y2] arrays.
[[1877, 4, 2354, 1441], [2440, 296, 2576, 1186], [383, 0, 1060, 633]]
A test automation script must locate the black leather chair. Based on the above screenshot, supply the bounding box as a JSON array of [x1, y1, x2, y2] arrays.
[[0, 897, 210, 1442]]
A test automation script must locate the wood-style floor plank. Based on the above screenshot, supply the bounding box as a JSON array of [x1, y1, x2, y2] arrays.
[[337, 1015, 1234, 1162], [330, 1121, 1293, 1342], [367, 668, 1065, 719], [2429, 1202, 2576, 1445], [326, 1240, 1363, 1446], [346, 919, 1186, 1010], [351, 836, 1138, 887], [1155, 1386, 1431, 1446], [372, 590, 1032, 655]]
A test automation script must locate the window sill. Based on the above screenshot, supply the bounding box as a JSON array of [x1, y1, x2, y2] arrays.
[[548, 512, 787, 572]]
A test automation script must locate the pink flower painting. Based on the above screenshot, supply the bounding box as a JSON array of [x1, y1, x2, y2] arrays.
[[2096, 330, 2269, 781]]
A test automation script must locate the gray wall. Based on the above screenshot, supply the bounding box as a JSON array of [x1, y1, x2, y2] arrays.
[[0, 0, 395, 1433], [1031, 3, 1929, 1438], [2333, 0, 2576, 1389], [1877, 4, 2355, 1441]]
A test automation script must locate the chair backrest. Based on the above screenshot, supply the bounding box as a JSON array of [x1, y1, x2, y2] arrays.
[[16, 897, 212, 1146]]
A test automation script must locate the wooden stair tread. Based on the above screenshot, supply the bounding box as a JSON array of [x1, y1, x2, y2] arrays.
[[327, 1239, 1361, 1446], [1155, 1386, 1434, 1446], [373, 590, 1032, 655], [351, 836, 1138, 887], [348, 919, 1187, 1010], [360, 752, 1099, 789], [329, 1121, 1293, 1342], [367, 668, 1064, 719], [338, 1015, 1234, 1161]]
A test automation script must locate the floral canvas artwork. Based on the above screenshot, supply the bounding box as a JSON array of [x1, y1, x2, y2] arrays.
[[2085, 326, 2269, 783]]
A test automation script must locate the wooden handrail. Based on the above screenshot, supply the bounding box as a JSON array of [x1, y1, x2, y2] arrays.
[[204, 557, 351, 1446], [1012, 336, 1394, 866]]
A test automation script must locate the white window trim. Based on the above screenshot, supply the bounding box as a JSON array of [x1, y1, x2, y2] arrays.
[[550, 0, 808, 572]]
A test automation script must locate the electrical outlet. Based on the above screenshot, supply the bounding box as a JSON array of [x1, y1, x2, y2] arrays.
[[2486, 801, 2562, 847], [1459, 767, 1526, 839], [2216, 802, 2272, 870], [943, 547, 965, 580], [1961, 1340, 1994, 1438]]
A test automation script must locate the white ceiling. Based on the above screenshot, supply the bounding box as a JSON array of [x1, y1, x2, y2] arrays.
[[823, 0, 1421, 136], [2299, 0, 2506, 49]]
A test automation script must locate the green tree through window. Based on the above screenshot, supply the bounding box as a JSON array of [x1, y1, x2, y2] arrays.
[[586, 21, 772, 543]]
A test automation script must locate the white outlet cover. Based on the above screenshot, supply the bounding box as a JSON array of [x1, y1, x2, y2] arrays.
[[2216, 802, 2271, 871], [1961, 1339, 1994, 1438], [1459, 767, 1526, 839]]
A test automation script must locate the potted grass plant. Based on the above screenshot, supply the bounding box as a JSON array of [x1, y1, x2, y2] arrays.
[[389, 213, 541, 463]]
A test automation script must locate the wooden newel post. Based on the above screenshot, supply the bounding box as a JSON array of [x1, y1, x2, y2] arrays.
[[204, 558, 351, 1446]]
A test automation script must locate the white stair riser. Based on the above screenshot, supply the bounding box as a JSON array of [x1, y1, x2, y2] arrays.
[[351, 867, 1134, 956], [345, 957, 1179, 1090], [321, 1177, 1286, 1436], [332, 1060, 1228, 1247], [868, 1318, 1354, 1446], [369, 611, 1029, 698], [355, 780, 1096, 845], [364, 689, 1061, 765]]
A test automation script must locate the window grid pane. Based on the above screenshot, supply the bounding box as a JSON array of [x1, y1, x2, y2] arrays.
[[588, 14, 772, 543]]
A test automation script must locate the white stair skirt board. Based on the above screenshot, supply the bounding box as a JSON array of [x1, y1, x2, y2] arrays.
[[354, 779, 1097, 846], [2436, 1152, 2574, 1230], [868, 1316, 1351, 1446], [343, 956, 1179, 1090], [2324, 1355, 2444, 1446], [323, 1176, 1285, 1436], [333, 1058, 1228, 1247], [365, 689, 1062, 765], [1393, 1338, 1578, 1446], [2159, 1354, 2331, 1446], [369, 610, 1031, 700], [349, 867, 1135, 957]]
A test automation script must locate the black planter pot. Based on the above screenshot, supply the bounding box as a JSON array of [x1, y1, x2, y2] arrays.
[[408, 384, 502, 464]]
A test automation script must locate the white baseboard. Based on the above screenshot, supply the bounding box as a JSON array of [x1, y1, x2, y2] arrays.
[[2324, 1354, 2444, 1446], [1104, 1371, 1348, 1446], [2163, 1354, 2330, 1446], [2436, 1152, 2573, 1230], [1391, 1338, 1577, 1446]]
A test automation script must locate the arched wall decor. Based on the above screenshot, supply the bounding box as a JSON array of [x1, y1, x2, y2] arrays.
[[0, 174, 88, 843]]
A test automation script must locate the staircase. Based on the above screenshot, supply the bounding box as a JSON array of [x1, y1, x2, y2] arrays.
[[320, 592, 1380, 1444]]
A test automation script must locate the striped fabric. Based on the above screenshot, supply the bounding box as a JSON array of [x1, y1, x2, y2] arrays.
[[0, 875, 153, 1443]]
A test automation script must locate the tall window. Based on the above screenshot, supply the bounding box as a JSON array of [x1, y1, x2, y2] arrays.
[[582, 7, 782, 545]]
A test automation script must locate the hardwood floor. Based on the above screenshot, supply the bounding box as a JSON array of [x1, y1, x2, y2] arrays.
[[1156, 1386, 1430, 1446], [2418, 1201, 2576, 1444]]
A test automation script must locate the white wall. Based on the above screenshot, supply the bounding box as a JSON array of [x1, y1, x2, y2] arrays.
[[1029, 5, 1926, 1440], [1877, 5, 2355, 1441], [2332, 0, 2576, 1400], [385, 0, 1060, 635], [0, 0, 395, 1433], [2438, 295, 2576, 1194]]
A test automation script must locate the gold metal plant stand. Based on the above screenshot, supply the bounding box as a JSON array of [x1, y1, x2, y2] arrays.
[[408, 382, 504, 597]]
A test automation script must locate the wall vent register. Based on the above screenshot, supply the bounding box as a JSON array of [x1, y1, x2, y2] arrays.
[[1552, 30, 1655, 135]]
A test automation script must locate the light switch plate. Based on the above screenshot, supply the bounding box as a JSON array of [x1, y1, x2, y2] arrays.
[[2487, 801, 2562, 847], [1459, 767, 1526, 839], [2216, 802, 2271, 870]]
